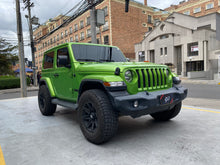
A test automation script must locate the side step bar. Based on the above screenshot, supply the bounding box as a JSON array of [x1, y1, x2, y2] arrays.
[[52, 98, 78, 110]]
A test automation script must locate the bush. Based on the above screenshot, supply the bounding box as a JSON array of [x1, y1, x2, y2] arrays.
[[0, 77, 31, 90]]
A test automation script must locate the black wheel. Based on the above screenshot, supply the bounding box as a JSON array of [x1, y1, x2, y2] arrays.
[[150, 102, 182, 121], [78, 89, 118, 144], [38, 85, 57, 116]]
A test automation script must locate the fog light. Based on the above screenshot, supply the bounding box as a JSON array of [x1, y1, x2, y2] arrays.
[[133, 100, 139, 108]]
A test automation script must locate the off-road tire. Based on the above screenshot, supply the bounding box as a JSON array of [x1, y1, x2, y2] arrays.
[[78, 89, 118, 144], [38, 85, 57, 116], [150, 102, 182, 121]]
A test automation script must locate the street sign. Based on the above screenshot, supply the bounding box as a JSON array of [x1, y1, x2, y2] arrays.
[[96, 9, 105, 26]]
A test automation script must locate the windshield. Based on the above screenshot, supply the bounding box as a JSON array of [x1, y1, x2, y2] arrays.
[[71, 44, 127, 62]]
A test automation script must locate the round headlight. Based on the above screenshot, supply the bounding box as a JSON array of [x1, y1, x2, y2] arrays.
[[125, 70, 133, 82]]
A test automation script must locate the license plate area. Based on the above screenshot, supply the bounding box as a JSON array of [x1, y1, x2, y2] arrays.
[[159, 94, 173, 105]]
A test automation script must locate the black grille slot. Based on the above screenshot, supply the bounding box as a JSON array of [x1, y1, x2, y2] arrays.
[[156, 69, 160, 86], [159, 69, 163, 86], [136, 70, 141, 88], [151, 69, 155, 87], [141, 69, 146, 88], [164, 69, 167, 85], [146, 69, 151, 87]]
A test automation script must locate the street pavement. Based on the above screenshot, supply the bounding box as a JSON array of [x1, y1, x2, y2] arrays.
[[0, 96, 220, 165]]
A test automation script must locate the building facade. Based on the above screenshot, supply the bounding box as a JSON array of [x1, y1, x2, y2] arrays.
[[135, 12, 220, 80], [165, 0, 220, 17], [33, 0, 168, 71]]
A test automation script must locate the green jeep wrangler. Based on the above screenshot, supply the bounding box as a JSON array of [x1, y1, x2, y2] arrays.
[[38, 43, 187, 144]]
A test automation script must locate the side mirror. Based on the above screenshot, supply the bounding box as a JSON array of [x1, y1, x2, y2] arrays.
[[126, 58, 130, 62], [57, 55, 70, 68]]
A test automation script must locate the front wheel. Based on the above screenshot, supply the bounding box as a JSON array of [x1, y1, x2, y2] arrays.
[[78, 89, 118, 144], [38, 85, 57, 116], [150, 102, 182, 121]]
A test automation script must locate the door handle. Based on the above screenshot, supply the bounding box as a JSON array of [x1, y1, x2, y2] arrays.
[[54, 73, 59, 77]]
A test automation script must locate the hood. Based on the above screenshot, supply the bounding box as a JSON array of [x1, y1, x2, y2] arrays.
[[76, 62, 167, 73]]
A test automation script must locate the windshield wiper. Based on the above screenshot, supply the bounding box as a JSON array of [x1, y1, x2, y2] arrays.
[[77, 59, 98, 62]]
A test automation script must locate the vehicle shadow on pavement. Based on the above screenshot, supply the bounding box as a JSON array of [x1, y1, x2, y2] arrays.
[[54, 107, 182, 145]]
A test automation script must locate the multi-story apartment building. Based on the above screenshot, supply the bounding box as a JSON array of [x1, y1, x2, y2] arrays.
[[165, 0, 220, 17], [33, 0, 168, 71], [135, 12, 220, 80]]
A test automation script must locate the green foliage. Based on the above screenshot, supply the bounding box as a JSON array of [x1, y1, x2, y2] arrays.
[[0, 76, 31, 90], [0, 37, 18, 75]]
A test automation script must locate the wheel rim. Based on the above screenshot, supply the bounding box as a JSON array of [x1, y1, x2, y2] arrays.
[[39, 94, 46, 110], [82, 102, 98, 133]]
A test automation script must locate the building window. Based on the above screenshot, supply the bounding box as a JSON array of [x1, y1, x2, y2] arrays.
[[164, 47, 167, 55], [61, 32, 63, 39], [183, 10, 190, 15], [80, 20, 84, 29], [206, 3, 214, 10], [194, 7, 201, 13], [148, 27, 152, 31], [87, 17, 90, 26], [65, 30, 68, 37], [160, 34, 169, 39], [50, 38, 52, 44], [70, 37, 73, 42], [54, 36, 56, 43], [74, 24, 78, 32], [75, 35, 79, 42], [103, 6, 108, 16], [102, 21, 108, 31], [138, 51, 145, 62], [188, 42, 199, 56], [87, 29, 91, 38], [104, 35, 109, 45], [69, 27, 72, 34], [80, 32, 85, 40], [57, 34, 59, 41], [148, 15, 152, 24], [160, 48, 163, 56], [65, 39, 68, 43], [97, 38, 100, 44]]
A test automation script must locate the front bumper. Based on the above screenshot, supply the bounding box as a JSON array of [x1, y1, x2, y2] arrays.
[[108, 86, 188, 118]]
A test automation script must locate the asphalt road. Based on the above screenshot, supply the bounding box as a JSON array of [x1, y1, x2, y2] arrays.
[[182, 83, 220, 100], [0, 96, 220, 165]]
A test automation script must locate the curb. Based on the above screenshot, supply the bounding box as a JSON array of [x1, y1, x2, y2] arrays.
[[0, 87, 39, 95]]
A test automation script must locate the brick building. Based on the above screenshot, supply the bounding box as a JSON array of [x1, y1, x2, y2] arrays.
[[165, 0, 220, 17], [33, 0, 168, 71]]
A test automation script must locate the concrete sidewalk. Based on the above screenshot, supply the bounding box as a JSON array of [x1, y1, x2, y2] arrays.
[[181, 78, 220, 85], [0, 86, 39, 94]]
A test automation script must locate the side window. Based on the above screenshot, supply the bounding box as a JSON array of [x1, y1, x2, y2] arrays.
[[43, 51, 54, 69], [57, 47, 70, 67]]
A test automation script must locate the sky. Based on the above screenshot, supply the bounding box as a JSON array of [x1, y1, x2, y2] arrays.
[[0, 0, 183, 60]]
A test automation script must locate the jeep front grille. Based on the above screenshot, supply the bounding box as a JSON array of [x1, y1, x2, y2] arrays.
[[136, 68, 169, 91]]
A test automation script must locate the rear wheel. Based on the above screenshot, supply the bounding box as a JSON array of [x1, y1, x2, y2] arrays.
[[150, 102, 182, 121], [78, 89, 118, 144], [38, 85, 57, 116]]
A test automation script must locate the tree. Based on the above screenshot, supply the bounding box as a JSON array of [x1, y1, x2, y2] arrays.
[[0, 37, 18, 75]]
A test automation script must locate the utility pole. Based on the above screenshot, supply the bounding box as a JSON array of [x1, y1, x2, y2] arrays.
[[24, 0, 37, 86], [88, 0, 97, 44], [15, 0, 27, 97]]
